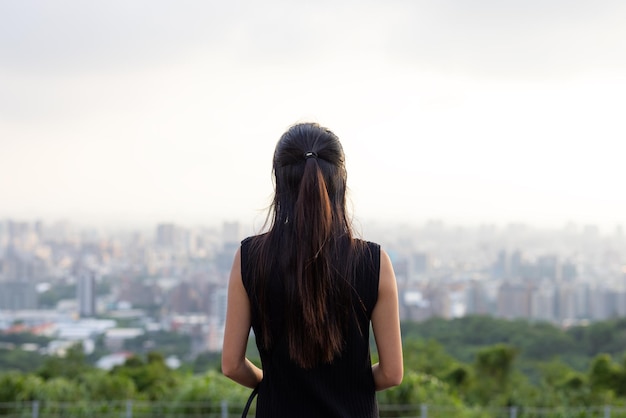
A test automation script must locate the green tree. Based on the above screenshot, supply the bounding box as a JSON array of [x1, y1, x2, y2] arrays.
[[0, 372, 42, 403], [110, 352, 181, 400], [588, 353, 621, 404], [172, 370, 250, 416], [445, 364, 472, 396], [77, 371, 137, 401], [470, 344, 517, 406], [37, 344, 89, 380], [510, 359, 590, 408], [377, 372, 471, 417], [34, 377, 85, 402], [402, 339, 458, 379], [192, 351, 222, 374], [0, 348, 45, 373], [123, 331, 191, 359]]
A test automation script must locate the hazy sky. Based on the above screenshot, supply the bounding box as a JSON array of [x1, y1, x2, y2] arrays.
[[1, 1, 625, 230]]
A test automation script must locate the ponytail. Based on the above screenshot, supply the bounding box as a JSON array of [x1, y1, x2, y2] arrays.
[[288, 157, 343, 367], [294, 157, 332, 262], [246, 122, 362, 369]]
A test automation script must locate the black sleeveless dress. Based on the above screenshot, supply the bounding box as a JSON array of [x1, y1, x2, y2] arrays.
[[241, 237, 381, 418]]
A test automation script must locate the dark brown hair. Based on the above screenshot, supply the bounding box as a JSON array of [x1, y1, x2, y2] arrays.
[[248, 122, 364, 368]]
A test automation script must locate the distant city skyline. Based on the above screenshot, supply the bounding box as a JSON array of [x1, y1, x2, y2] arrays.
[[2, 1, 626, 230], [3, 208, 626, 328]]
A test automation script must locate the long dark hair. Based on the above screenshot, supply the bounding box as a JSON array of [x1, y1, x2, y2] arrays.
[[248, 122, 364, 369]]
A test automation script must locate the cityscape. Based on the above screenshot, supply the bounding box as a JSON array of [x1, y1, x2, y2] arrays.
[[2, 1, 626, 415], [2, 217, 625, 368]]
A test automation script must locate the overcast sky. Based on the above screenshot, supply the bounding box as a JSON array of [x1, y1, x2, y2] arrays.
[[1, 1, 625, 231]]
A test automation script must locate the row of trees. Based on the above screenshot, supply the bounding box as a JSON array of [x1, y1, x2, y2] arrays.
[[0, 348, 249, 416], [402, 315, 626, 368], [2, 315, 626, 416]]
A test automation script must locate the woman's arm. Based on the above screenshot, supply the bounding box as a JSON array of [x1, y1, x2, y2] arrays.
[[371, 248, 403, 390], [221, 248, 263, 388]]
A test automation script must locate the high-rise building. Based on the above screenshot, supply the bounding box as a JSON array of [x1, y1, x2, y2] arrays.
[[492, 250, 509, 279], [156, 223, 177, 247], [497, 281, 533, 319], [555, 282, 577, 322], [537, 255, 560, 281], [465, 280, 491, 315], [411, 252, 431, 278], [0, 282, 37, 310], [530, 282, 555, 322], [213, 287, 228, 327], [589, 286, 612, 321], [0, 245, 38, 309], [509, 250, 524, 279], [77, 271, 96, 317]]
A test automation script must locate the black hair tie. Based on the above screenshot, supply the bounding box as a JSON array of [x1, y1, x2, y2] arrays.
[[304, 151, 318, 160]]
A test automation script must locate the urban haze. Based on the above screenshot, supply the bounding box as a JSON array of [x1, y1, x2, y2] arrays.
[[2, 218, 625, 367]]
